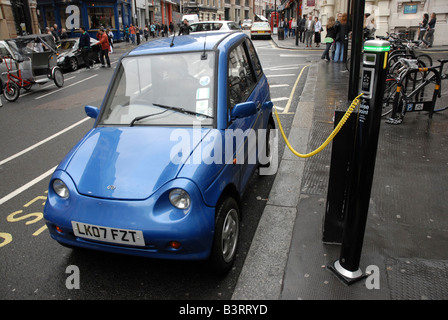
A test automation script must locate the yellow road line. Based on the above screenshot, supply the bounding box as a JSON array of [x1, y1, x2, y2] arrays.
[[282, 65, 309, 114]]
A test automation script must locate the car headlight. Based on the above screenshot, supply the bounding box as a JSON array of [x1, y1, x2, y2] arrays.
[[169, 189, 191, 209], [53, 179, 69, 199]]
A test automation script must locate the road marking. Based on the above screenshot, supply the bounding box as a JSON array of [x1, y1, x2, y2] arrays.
[[17, 76, 77, 98], [0, 166, 57, 206], [270, 84, 289, 88], [269, 67, 300, 71], [283, 65, 309, 114], [35, 74, 98, 99], [266, 74, 296, 77], [0, 117, 90, 167], [272, 97, 289, 102], [264, 64, 298, 70]]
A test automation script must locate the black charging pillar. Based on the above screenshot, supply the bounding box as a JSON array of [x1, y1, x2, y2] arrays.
[[328, 40, 390, 284]]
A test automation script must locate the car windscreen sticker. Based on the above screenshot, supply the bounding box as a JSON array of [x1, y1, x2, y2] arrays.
[[199, 76, 211, 86], [196, 100, 209, 119], [196, 87, 210, 100]]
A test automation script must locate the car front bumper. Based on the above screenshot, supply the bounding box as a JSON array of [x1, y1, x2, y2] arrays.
[[44, 171, 216, 261]]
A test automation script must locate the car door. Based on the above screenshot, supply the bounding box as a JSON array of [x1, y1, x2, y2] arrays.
[[226, 40, 262, 191]]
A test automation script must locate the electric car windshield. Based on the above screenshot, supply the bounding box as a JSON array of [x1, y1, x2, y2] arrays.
[[99, 52, 216, 126]]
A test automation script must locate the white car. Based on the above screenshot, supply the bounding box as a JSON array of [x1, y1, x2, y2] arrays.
[[190, 21, 240, 33], [242, 19, 252, 30], [250, 22, 272, 40]]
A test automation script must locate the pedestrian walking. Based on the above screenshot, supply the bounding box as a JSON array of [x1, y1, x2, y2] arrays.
[[79, 26, 91, 70], [304, 14, 315, 47], [333, 13, 350, 62], [298, 14, 306, 43], [291, 18, 297, 38], [321, 16, 336, 61], [107, 28, 114, 53], [125, 25, 129, 43], [144, 26, 149, 41], [314, 17, 322, 47], [364, 15, 376, 40], [129, 24, 136, 44], [423, 12, 436, 48], [136, 27, 141, 45], [284, 18, 289, 38], [178, 19, 192, 35], [418, 13, 429, 43], [98, 28, 111, 68]]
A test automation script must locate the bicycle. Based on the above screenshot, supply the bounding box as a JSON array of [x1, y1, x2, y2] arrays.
[[385, 58, 448, 124], [382, 56, 432, 117]]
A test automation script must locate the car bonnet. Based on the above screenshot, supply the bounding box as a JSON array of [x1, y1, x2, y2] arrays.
[[63, 126, 211, 200]]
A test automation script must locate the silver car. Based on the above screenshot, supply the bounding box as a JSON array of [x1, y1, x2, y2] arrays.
[[190, 21, 241, 32]]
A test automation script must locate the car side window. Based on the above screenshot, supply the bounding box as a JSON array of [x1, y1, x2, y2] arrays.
[[245, 39, 263, 79], [227, 42, 257, 110], [228, 22, 240, 30]]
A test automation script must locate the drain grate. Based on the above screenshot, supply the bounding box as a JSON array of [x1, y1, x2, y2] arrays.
[[386, 257, 448, 300]]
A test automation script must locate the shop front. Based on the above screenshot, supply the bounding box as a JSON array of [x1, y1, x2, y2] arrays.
[[36, 0, 132, 41]]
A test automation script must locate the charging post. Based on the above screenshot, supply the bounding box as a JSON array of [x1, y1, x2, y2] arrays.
[[328, 40, 390, 284]]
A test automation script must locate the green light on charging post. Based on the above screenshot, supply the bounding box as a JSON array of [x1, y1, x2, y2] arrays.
[[363, 45, 390, 52]]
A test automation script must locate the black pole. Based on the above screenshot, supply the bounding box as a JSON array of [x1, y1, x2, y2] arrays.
[[329, 40, 391, 285], [348, 0, 365, 101]]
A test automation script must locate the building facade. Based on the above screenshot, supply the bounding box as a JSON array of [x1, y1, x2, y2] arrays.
[[308, 0, 447, 46], [1, 0, 446, 46]]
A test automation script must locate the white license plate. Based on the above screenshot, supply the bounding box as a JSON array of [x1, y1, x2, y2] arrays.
[[72, 221, 145, 247]]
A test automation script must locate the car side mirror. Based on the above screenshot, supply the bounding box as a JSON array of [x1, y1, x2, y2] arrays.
[[85, 105, 99, 119], [263, 101, 273, 110], [231, 101, 257, 120]]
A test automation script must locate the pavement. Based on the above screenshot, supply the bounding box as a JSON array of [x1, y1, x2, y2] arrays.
[[232, 34, 448, 300], [115, 35, 448, 300]]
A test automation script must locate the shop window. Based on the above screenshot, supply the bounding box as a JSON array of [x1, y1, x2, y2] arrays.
[[88, 7, 115, 29]]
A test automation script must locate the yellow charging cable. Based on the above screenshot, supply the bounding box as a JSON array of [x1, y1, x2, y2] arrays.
[[274, 93, 364, 158]]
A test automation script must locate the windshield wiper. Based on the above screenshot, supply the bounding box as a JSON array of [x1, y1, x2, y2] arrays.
[[153, 103, 213, 119], [130, 109, 168, 126]]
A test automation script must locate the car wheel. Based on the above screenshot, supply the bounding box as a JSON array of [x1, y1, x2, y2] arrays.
[[69, 57, 78, 71], [209, 197, 240, 275]]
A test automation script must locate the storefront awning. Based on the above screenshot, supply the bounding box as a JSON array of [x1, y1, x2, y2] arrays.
[[285, 0, 295, 9], [255, 14, 268, 21]]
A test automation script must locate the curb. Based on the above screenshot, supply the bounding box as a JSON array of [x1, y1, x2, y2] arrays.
[[232, 62, 317, 300]]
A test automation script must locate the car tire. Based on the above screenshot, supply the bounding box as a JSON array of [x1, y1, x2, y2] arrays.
[[209, 196, 240, 275], [69, 57, 78, 71]]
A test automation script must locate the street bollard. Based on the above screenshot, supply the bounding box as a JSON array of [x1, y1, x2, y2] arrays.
[[328, 40, 391, 285]]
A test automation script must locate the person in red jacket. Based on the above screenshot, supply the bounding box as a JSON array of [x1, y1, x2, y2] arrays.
[[98, 28, 111, 68]]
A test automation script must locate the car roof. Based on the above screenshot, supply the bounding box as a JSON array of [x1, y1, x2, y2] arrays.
[[126, 31, 246, 55], [191, 20, 235, 24]]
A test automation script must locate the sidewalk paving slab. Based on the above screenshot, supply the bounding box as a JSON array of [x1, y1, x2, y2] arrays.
[[233, 35, 448, 300]]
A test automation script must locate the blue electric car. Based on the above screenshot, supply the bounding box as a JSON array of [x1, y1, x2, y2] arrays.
[[44, 31, 274, 274]]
